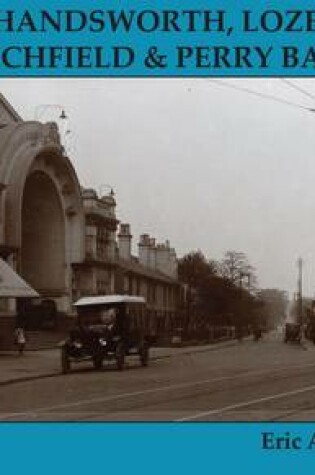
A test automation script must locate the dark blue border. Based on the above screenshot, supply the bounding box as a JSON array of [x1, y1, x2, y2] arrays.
[[1, 0, 315, 76], [1, 422, 315, 474], [2, 1, 315, 474]]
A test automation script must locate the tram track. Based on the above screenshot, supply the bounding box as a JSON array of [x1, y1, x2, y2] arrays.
[[3, 359, 315, 421]]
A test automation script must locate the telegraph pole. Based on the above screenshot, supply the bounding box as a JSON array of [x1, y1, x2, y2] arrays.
[[297, 257, 303, 326]]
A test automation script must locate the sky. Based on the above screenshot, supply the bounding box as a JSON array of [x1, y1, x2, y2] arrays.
[[1, 77, 315, 296]]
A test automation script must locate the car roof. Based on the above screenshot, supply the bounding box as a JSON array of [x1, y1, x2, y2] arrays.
[[74, 295, 146, 307]]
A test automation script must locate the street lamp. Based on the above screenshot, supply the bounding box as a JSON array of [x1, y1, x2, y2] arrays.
[[34, 104, 71, 154], [99, 184, 115, 197]]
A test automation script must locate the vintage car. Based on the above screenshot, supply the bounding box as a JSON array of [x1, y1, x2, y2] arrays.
[[61, 295, 151, 374], [283, 322, 302, 343]]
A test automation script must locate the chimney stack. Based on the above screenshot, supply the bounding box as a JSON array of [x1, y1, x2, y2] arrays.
[[156, 240, 178, 278], [138, 234, 150, 267], [148, 237, 157, 270], [118, 224, 132, 260]]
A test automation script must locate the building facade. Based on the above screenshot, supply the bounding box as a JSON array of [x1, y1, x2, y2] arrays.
[[116, 226, 180, 335], [0, 94, 84, 317], [72, 188, 118, 300], [0, 94, 180, 346], [72, 199, 181, 336]]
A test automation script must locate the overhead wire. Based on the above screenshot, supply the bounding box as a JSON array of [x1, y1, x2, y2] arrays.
[[280, 78, 315, 103], [206, 78, 315, 114]]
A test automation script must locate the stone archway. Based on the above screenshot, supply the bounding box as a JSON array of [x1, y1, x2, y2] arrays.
[[21, 170, 66, 294], [0, 120, 84, 315]]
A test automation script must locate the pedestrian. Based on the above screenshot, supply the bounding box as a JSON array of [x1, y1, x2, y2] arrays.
[[14, 327, 26, 355], [236, 325, 243, 342], [253, 326, 262, 341]]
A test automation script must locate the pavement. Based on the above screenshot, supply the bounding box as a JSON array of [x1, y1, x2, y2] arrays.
[[0, 338, 240, 387]]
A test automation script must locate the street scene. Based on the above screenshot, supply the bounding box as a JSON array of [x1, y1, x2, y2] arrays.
[[2, 332, 315, 421], [1, 79, 315, 421]]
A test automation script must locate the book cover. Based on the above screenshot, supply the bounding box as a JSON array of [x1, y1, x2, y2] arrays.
[[0, 1, 315, 474]]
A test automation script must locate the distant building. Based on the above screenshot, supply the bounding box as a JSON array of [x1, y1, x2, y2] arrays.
[[259, 288, 289, 327]]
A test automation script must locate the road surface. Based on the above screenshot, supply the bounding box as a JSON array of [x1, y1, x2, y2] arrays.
[[2, 332, 315, 421]]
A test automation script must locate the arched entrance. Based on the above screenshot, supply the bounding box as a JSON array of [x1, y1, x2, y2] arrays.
[[21, 170, 66, 294], [0, 120, 84, 318]]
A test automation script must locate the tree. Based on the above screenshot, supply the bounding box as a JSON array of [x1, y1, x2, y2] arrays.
[[178, 250, 260, 340], [219, 250, 257, 290], [178, 251, 217, 333], [178, 250, 216, 288]]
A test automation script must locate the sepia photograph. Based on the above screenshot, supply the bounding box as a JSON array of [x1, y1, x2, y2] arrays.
[[0, 78, 315, 421]]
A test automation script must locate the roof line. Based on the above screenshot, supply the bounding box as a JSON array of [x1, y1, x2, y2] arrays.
[[0, 93, 22, 123]]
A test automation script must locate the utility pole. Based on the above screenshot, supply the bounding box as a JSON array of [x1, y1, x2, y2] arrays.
[[297, 257, 303, 325]]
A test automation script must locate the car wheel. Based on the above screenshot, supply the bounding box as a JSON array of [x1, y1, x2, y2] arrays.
[[116, 344, 125, 370], [139, 344, 149, 367], [61, 346, 70, 374]]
